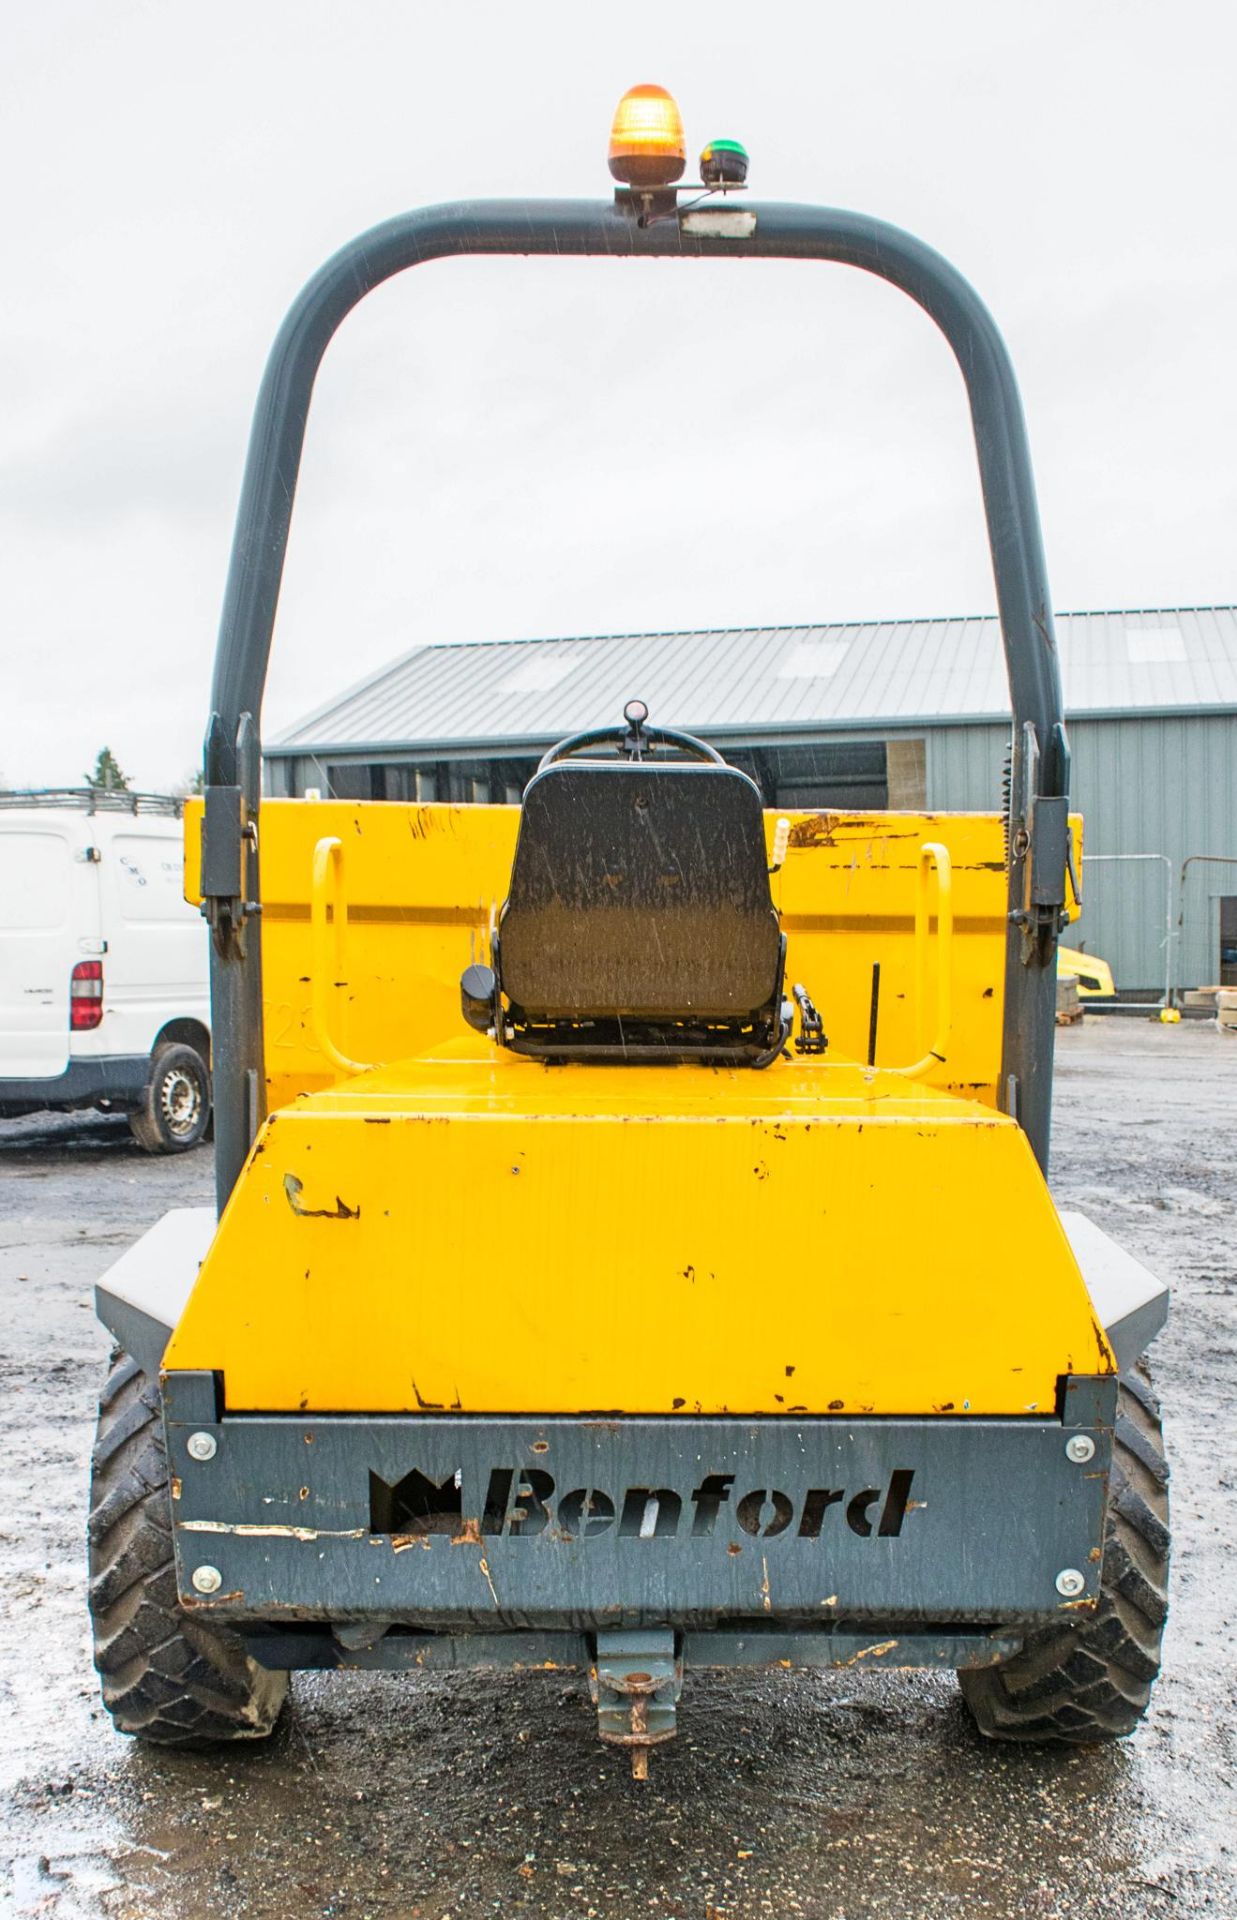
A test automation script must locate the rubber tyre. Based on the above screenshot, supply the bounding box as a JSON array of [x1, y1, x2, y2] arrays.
[[129, 1043, 211, 1154], [88, 1349, 288, 1745], [959, 1364, 1169, 1743]]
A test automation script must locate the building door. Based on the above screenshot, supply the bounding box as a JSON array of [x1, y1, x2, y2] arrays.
[[1220, 896, 1237, 987]]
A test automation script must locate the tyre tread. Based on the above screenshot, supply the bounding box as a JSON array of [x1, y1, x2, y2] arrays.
[[959, 1365, 1168, 1745], [88, 1349, 287, 1746]]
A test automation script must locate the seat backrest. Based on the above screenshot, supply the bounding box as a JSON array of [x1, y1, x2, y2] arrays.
[[498, 761, 781, 1020]]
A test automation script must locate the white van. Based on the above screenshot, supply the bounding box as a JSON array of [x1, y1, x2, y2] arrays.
[[0, 791, 211, 1152]]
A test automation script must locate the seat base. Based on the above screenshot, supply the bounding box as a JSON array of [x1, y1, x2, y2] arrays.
[[505, 1008, 789, 1066]]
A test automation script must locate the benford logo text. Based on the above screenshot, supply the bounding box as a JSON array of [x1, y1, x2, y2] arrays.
[[368, 1467, 918, 1541]]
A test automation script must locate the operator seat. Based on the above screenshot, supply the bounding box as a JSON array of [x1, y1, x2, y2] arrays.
[[461, 705, 789, 1065]]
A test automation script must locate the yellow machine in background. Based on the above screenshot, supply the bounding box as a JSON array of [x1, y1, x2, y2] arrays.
[[1058, 944, 1116, 998]]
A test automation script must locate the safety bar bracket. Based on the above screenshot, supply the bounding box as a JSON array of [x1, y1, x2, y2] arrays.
[[1030, 795, 1070, 909], [200, 784, 245, 901], [201, 712, 262, 967], [1008, 719, 1070, 963]]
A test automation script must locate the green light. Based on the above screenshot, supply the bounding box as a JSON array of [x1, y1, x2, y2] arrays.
[[700, 139, 749, 188]]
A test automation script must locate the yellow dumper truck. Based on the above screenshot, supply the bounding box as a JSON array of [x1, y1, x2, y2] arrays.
[[90, 88, 1168, 1775]]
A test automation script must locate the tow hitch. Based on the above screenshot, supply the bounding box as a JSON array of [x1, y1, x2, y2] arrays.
[[592, 1630, 683, 1780]]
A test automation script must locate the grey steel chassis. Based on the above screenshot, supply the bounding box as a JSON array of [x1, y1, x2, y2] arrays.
[[200, 195, 1070, 1209], [165, 1395, 1114, 1770], [166, 1399, 1115, 1631]]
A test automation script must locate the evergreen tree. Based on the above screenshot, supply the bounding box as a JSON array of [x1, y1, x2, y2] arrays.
[[86, 747, 130, 793]]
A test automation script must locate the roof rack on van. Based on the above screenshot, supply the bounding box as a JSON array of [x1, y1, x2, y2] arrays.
[[0, 788, 184, 817]]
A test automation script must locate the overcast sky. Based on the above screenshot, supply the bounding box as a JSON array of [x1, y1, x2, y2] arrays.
[[3, 2, 1235, 790]]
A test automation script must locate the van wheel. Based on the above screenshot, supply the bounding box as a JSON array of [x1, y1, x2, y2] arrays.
[[89, 1349, 288, 1745], [129, 1043, 210, 1154], [958, 1365, 1169, 1743]]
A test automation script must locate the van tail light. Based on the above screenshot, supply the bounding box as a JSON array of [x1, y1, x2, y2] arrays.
[[70, 959, 104, 1030]]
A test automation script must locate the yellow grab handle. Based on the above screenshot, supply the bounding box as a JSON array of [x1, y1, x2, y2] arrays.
[[893, 840, 954, 1080], [309, 836, 373, 1078]]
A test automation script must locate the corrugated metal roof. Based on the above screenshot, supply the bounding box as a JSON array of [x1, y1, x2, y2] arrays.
[[271, 605, 1237, 755]]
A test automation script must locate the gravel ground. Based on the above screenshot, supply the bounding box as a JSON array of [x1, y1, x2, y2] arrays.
[[0, 1018, 1233, 1919]]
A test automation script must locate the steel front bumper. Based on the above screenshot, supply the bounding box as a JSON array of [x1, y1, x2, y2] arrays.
[[164, 1386, 1114, 1637]]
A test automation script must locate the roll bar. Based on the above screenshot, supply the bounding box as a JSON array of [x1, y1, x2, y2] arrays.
[[202, 198, 1069, 1210]]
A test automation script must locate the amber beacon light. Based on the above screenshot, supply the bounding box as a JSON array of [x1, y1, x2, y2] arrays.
[[608, 83, 687, 187]]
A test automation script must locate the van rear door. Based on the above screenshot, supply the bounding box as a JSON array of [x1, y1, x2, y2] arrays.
[[98, 830, 209, 1056], [0, 822, 102, 1078]]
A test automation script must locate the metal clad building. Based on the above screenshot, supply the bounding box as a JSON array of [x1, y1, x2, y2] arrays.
[[267, 605, 1237, 994]]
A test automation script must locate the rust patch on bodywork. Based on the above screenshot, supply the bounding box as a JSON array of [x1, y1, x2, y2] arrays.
[[411, 1378, 464, 1412], [842, 1639, 900, 1665], [787, 812, 842, 849], [180, 1520, 368, 1542], [478, 1555, 500, 1606], [283, 1173, 360, 1220]]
